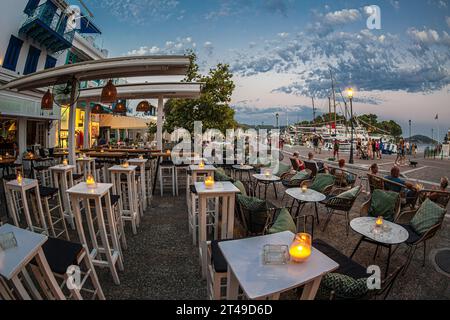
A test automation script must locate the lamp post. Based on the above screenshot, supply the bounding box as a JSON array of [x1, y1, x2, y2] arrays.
[[347, 88, 355, 164], [409, 120, 412, 154], [276, 113, 279, 130]]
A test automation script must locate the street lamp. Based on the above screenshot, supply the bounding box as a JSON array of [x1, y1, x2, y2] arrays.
[[409, 120, 412, 154], [276, 113, 279, 130], [347, 88, 355, 164]]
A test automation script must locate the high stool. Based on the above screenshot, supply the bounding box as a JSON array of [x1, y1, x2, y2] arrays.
[[76, 157, 96, 180], [33, 165, 52, 187], [128, 158, 149, 209], [2, 174, 21, 220], [206, 240, 233, 300], [50, 165, 76, 229], [35, 186, 70, 240], [159, 160, 175, 196], [94, 162, 105, 183], [175, 164, 189, 196], [4, 178, 48, 235], [109, 165, 140, 235], [72, 173, 84, 184], [36, 237, 105, 300], [188, 186, 218, 246], [67, 183, 124, 285]]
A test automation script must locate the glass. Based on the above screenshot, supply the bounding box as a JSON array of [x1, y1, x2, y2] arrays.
[[263, 245, 290, 265], [289, 233, 312, 263]]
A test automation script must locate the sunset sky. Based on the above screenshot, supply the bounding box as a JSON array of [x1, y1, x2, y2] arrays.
[[80, 0, 449, 140]]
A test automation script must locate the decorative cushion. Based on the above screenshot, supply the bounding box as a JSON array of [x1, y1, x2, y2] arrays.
[[214, 167, 233, 182], [410, 199, 446, 235], [368, 189, 399, 222], [233, 180, 247, 196], [237, 195, 268, 233], [268, 208, 297, 234], [289, 170, 310, 182], [337, 186, 361, 200], [310, 174, 335, 193], [317, 273, 368, 300], [272, 163, 291, 177]]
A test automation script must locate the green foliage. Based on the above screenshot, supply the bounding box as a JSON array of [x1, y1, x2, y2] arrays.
[[147, 122, 157, 135], [164, 52, 237, 134]]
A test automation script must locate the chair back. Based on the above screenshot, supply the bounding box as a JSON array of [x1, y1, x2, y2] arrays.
[[367, 174, 384, 193], [331, 167, 357, 188], [304, 160, 319, 177], [418, 190, 450, 209], [290, 157, 300, 171]]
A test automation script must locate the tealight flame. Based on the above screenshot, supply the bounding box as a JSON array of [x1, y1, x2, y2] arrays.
[[302, 185, 308, 193], [166, 149, 171, 155], [62, 159, 68, 166], [122, 161, 129, 168], [101, 149, 105, 153], [139, 155, 144, 160], [16, 173, 23, 185], [199, 161, 205, 169], [0, 156, 2, 161], [265, 170, 271, 177], [86, 174, 96, 188], [376, 216, 384, 227], [205, 176, 215, 189]]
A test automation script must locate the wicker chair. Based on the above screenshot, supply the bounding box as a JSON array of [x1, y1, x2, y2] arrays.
[[322, 186, 362, 236], [417, 189, 450, 209], [236, 197, 280, 237], [329, 167, 357, 189], [367, 174, 384, 194], [304, 160, 326, 178]]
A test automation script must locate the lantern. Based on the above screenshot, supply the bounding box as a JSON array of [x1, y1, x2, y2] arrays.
[[136, 100, 151, 113], [113, 100, 127, 114], [101, 80, 117, 104], [41, 89, 53, 110], [91, 104, 104, 114], [289, 233, 312, 263]]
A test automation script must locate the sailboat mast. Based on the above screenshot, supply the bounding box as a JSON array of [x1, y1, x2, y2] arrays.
[[312, 97, 316, 133], [328, 97, 332, 135], [330, 69, 337, 135]]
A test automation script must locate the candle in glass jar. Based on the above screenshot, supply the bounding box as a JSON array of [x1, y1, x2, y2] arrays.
[[62, 159, 68, 166], [138, 155, 144, 160], [86, 174, 96, 188], [199, 161, 205, 169], [205, 176, 215, 189], [289, 233, 312, 263], [264, 170, 271, 177], [0, 156, 3, 161], [375, 216, 384, 227], [16, 173, 23, 185], [122, 161, 129, 168], [301, 185, 308, 193], [166, 149, 171, 155]]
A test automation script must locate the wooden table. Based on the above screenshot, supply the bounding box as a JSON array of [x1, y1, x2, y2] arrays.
[[219, 231, 339, 300], [195, 181, 240, 278], [0, 224, 65, 300]]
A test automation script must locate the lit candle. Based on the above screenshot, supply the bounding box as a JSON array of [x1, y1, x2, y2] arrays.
[[166, 149, 171, 155], [16, 173, 23, 185], [86, 174, 96, 188], [139, 155, 144, 160], [122, 161, 129, 168], [5, 152, 9, 157], [264, 170, 271, 177], [301, 185, 308, 193], [199, 161, 205, 169], [0, 156, 2, 161], [375, 216, 384, 227], [205, 176, 215, 189], [289, 233, 312, 263], [62, 159, 68, 166], [101, 149, 105, 153]]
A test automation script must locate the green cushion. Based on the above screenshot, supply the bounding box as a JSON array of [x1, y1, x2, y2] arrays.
[[268, 208, 296, 234], [410, 199, 446, 235], [368, 189, 399, 222], [310, 174, 335, 193], [237, 195, 268, 233], [337, 186, 361, 200], [317, 273, 368, 300], [214, 168, 233, 182], [233, 180, 247, 196], [289, 170, 310, 182], [272, 163, 291, 177]]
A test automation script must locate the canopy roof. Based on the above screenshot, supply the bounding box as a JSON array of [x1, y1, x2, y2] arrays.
[[0, 56, 190, 91], [78, 82, 202, 102], [99, 114, 151, 130]]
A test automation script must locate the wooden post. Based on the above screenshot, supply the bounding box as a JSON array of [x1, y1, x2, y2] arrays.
[[68, 78, 80, 165]]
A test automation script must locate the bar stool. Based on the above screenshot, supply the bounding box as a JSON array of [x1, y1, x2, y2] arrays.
[[2, 174, 21, 221], [174, 164, 189, 196], [76, 157, 97, 180], [109, 165, 140, 235], [188, 186, 219, 246], [128, 158, 148, 209], [206, 240, 230, 300], [33, 165, 52, 187], [35, 237, 105, 300], [159, 160, 176, 196], [35, 186, 70, 240], [50, 165, 76, 229], [67, 183, 124, 285], [4, 178, 48, 235]]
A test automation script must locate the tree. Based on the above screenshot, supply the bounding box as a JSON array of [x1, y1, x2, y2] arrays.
[[163, 52, 237, 134]]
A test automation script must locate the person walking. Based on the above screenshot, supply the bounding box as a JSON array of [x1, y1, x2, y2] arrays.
[[367, 138, 372, 160], [333, 139, 340, 159]]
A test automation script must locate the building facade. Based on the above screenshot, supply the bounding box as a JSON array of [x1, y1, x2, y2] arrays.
[[0, 0, 106, 156]]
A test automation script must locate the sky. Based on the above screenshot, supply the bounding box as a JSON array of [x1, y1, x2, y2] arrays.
[[76, 0, 449, 140]]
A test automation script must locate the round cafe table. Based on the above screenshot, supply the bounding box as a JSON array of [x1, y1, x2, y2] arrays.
[[350, 217, 409, 277], [252, 174, 281, 199], [232, 165, 254, 182], [285, 188, 326, 225]]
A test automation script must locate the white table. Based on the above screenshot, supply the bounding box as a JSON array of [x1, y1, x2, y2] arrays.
[[50, 164, 76, 228], [0, 224, 65, 300], [219, 231, 338, 300], [67, 182, 123, 285], [252, 174, 281, 199], [350, 217, 409, 277], [195, 181, 240, 278], [187, 165, 217, 209], [285, 188, 326, 223], [128, 158, 149, 209], [5, 178, 48, 235]]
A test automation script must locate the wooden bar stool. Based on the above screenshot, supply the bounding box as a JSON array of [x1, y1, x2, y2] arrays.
[[109, 165, 140, 235], [128, 158, 149, 209], [50, 165, 76, 229], [67, 183, 124, 285], [159, 160, 176, 196], [5, 178, 48, 235], [76, 157, 97, 180]]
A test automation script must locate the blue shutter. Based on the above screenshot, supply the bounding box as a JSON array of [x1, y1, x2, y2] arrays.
[[24, 0, 40, 15], [45, 55, 57, 69], [24, 45, 41, 75], [2, 35, 24, 71]]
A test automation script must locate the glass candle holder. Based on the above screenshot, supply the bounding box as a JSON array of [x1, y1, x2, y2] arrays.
[[199, 161, 205, 169], [121, 161, 129, 168], [204, 176, 215, 189], [301, 185, 308, 193], [264, 170, 271, 177], [62, 159, 68, 166], [16, 173, 23, 185], [289, 233, 312, 263], [375, 216, 384, 228], [86, 174, 97, 189]]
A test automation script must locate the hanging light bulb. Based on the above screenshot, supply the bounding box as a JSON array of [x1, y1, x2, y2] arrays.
[[41, 89, 53, 110], [101, 80, 117, 104], [113, 100, 127, 115], [136, 100, 151, 113]]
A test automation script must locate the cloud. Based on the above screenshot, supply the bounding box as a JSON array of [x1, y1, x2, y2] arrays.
[[94, 0, 180, 24], [205, 0, 293, 20], [408, 28, 450, 47], [262, 0, 293, 17], [232, 104, 318, 125], [323, 9, 361, 25], [204, 41, 214, 56], [446, 16, 450, 28], [126, 37, 196, 56], [277, 32, 290, 38]]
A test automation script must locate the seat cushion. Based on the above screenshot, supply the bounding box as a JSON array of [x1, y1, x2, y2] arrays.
[[410, 199, 446, 235], [289, 170, 310, 182], [268, 208, 296, 234], [233, 180, 247, 196], [312, 239, 367, 279], [399, 224, 422, 244], [368, 189, 399, 222], [317, 273, 368, 300], [41, 237, 83, 274], [310, 174, 335, 193], [34, 166, 50, 171], [211, 240, 234, 273], [72, 174, 84, 181], [190, 185, 197, 194], [38, 186, 59, 198], [2, 174, 17, 182], [160, 160, 174, 167], [272, 163, 291, 177], [214, 168, 233, 182], [337, 186, 361, 200]]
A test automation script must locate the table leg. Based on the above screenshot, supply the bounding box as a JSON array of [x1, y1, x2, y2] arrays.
[[385, 245, 392, 278], [272, 182, 278, 199], [199, 195, 208, 279], [300, 276, 323, 300], [314, 202, 320, 225], [227, 195, 235, 239], [11, 275, 32, 300], [350, 236, 364, 258], [152, 156, 161, 196], [35, 247, 66, 300], [226, 268, 240, 300]]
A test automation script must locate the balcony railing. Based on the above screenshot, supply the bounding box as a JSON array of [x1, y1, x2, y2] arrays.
[[20, 1, 75, 53]]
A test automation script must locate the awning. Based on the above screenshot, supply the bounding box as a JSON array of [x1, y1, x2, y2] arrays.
[[99, 114, 152, 130], [78, 82, 202, 102], [0, 55, 190, 91]]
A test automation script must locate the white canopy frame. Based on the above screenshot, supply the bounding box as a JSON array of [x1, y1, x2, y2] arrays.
[[0, 56, 201, 165]]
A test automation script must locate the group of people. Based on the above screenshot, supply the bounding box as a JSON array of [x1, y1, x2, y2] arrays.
[[356, 138, 384, 161]]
